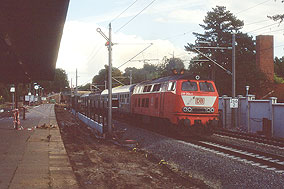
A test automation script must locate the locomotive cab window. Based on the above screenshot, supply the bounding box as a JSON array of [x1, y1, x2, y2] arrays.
[[182, 81, 198, 91], [199, 82, 215, 92]]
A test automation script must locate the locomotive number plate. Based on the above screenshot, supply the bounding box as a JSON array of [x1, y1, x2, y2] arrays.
[[195, 97, 205, 105]]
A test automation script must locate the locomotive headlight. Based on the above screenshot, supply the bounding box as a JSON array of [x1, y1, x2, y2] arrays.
[[182, 107, 192, 113], [206, 108, 211, 113], [210, 107, 215, 113], [188, 107, 192, 112]]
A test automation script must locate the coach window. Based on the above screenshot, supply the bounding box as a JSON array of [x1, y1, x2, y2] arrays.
[[139, 86, 143, 93], [162, 82, 168, 91], [167, 81, 173, 91], [135, 98, 137, 107], [153, 84, 161, 92], [171, 81, 176, 91], [167, 81, 176, 91], [143, 86, 148, 92], [182, 81, 198, 91]]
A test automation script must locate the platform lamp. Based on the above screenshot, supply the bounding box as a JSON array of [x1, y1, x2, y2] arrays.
[[10, 85, 15, 109], [246, 86, 250, 96]]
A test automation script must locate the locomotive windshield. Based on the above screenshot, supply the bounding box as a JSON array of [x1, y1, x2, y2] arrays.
[[199, 82, 215, 92], [182, 81, 198, 91]]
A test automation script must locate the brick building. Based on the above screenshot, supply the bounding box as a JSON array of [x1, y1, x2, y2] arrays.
[[256, 35, 274, 82]]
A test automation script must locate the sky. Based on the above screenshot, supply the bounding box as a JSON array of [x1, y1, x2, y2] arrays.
[[56, 0, 284, 86]]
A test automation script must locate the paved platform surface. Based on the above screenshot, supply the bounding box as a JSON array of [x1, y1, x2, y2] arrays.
[[0, 104, 79, 189]]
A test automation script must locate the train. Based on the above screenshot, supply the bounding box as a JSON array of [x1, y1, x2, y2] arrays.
[[75, 74, 219, 134]]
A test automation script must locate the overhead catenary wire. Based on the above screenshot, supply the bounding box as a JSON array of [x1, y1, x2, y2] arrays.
[[110, 0, 139, 23], [246, 22, 279, 33], [255, 28, 284, 35], [235, 0, 271, 14], [162, 29, 197, 40], [245, 19, 272, 26], [117, 43, 153, 69], [85, 44, 104, 65], [115, 0, 157, 33]]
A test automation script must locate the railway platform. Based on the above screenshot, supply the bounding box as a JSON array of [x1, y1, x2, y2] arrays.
[[0, 104, 79, 189]]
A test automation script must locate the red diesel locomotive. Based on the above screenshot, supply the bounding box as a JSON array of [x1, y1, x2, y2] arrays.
[[131, 74, 219, 132]]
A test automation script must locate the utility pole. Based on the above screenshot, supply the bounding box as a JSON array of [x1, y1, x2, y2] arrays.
[[70, 78, 72, 96], [75, 69, 78, 111], [232, 33, 236, 129], [107, 23, 113, 135], [75, 69, 78, 94], [232, 33, 236, 99], [193, 38, 237, 129], [97, 24, 114, 136]]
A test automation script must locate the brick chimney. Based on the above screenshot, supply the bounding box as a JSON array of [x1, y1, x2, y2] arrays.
[[256, 35, 274, 82]]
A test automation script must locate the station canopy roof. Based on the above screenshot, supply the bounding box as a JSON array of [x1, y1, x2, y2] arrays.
[[0, 0, 70, 83]]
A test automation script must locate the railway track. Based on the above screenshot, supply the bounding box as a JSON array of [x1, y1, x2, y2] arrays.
[[184, 137, 284, 174], [214, 129, 284, 148], [126, 119, 284, 174], [82, 113, 284, 174]]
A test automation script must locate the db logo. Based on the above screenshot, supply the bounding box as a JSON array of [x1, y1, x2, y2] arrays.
[[195, 98, 205, 105]]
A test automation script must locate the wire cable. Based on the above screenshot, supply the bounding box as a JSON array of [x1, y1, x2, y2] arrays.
[[245, 19, 271, 26], [246, 22, 279, 33], [162, 29, 196, 40], [256, 28, 284, 35], [110, 0, 139, 23], [117, 43, 153, 69], [115, 0, 157, 33], [236, 0, 271, 14]]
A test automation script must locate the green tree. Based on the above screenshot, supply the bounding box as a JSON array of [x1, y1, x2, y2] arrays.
[[268, 1, 284, 23], [274, 56, 284, 78], [122, 64, 160, 84], [159, 57, 185, 77], [39, 68, 69, 93], [185, 6, 267, 96], [78, 83, 91, 91], [92, 65, 122, 90]]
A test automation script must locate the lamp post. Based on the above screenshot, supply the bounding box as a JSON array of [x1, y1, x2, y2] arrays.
[[246, 86, 250, 96], [10, 85, 15, 109]]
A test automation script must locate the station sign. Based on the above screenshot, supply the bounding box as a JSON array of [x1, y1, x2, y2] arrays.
[[10, 87, 15, 93], [25, 95, 30, 102], [230, 98, 238, 108]]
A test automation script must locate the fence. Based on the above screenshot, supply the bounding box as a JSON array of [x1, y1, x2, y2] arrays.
[[71, 109, 104, 135], [219, 95, 284, 139]]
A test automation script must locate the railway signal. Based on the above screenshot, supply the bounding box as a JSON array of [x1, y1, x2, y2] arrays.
[[97, 24, 114, 136]]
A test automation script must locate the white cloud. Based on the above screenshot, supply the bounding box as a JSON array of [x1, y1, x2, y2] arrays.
[[56, 21, 190, 85], [58, 0, 284, 86]]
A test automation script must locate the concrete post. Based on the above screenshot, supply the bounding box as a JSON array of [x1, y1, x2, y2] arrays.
[[269, 97, 277, 137]]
